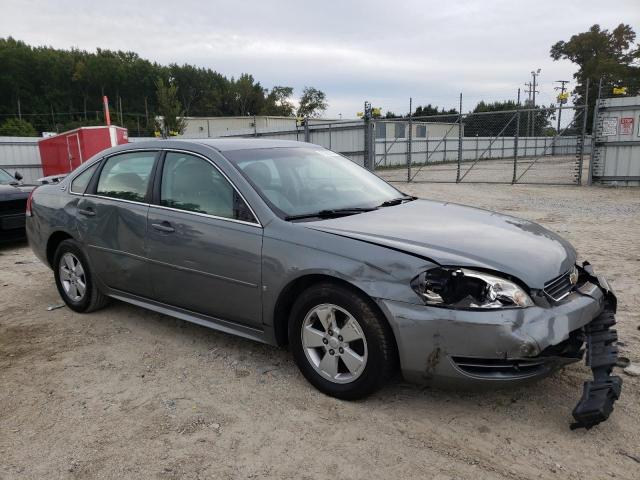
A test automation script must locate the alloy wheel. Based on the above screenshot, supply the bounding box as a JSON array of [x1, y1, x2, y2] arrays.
[[301, 303, 368, 384], [59, 252, 87, 302]]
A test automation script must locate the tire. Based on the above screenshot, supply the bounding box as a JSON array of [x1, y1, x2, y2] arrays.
[[53, 239, 108, 313], [289, 282, 396, 400]]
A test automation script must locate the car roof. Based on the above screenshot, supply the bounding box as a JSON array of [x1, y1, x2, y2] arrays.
[[125, 138, 315, 153]]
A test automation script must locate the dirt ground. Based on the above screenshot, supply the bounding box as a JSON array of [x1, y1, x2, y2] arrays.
[[1, 182, 639, 480]]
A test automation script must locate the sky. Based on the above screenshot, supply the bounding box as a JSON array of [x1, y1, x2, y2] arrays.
[[1, 0, 639, 118]]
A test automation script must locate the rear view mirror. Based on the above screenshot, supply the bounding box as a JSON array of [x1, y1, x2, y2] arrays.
[[14, 171, 23, 181]]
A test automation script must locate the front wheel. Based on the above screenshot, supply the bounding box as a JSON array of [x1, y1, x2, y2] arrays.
[[53, 239, 108, 313], [289, 282, 397, 399]]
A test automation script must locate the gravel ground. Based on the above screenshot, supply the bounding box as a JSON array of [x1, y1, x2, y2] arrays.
[[1, 182, 639, 479]]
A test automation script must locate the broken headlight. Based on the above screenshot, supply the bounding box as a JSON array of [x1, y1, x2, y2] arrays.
[[411, 267, 533, 309]]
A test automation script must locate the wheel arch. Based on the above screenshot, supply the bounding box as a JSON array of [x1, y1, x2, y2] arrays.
[[46, 230, 75, 267], [272, 274, 399, 358]]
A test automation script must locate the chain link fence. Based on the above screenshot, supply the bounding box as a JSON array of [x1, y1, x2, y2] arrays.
[[209, 101, 592, 185], [372, 105, 590, 185]]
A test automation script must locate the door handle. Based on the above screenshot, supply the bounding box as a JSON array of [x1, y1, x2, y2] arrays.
[[152, 222, 175, 233], [78, 207, 96, 217]]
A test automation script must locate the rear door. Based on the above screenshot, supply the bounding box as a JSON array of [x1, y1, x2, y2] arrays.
[[77, 150, 159, 297], [145, 150, 263, 328]]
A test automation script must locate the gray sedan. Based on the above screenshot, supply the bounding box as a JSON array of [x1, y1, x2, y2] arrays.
[[26, 139, 621, 429]]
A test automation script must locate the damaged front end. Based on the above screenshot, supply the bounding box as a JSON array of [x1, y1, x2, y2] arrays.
[[380, 261, 623, 431], [570, 262, 622, 430]]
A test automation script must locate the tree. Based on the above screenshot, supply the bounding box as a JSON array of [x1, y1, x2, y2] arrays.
[[413, 104, 457, 117], [155, 78, 186, 137], [0, 118, 37, 136], [460, 100, 555, 137], [262, 86, 294, 116], [550, 24, 640, 131], [297, 87, 327, 118], [230, 74, 266, 116], [0, 37, 307, 135]]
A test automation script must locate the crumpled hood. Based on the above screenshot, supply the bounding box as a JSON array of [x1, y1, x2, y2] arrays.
[[306, 199, 576, 288]]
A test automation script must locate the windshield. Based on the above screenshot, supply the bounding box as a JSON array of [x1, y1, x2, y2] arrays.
[[225, 147, 403, 218], [0, 169, 16, 185]]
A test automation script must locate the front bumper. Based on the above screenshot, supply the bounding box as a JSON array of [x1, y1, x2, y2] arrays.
[[379, 284, 605, 387], [378, 264, 622, 428]]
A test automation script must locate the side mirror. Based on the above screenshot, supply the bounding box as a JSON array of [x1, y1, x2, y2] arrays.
[[14, 171, 23, 181]]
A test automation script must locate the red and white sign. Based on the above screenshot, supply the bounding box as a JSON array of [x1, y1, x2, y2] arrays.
[[620, 117, 634, 135]]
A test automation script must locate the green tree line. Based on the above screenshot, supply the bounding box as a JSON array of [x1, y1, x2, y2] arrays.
[[0, 37, 326, 136]]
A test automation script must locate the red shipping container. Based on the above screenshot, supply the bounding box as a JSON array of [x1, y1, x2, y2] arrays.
[[38, 126, 129, 176]]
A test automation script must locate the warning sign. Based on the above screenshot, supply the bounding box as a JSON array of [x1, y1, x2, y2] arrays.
[[602, 118, 618, 136], [620, 117, 634, 135]]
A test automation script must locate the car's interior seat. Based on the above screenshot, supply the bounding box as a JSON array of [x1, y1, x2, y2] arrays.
[[107, 172, 145, 199], [243, 162, 293, 212], [168, 159, 232, 217]]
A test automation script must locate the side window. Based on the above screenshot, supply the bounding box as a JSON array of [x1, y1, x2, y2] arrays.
[[96, 152, 156, 202], [161, 152, 257, 224], [394, 123, 406, 138], [416, 125, 427, 138], [375, 123, 386, 139], [70, 163, 98, 194]]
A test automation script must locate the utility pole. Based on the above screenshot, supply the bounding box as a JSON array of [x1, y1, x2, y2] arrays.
[[407, 97, 413, 182], [554, 80, 569, 133], [530, 69, 541, 136], [524, 82, 533, 136], [531, 69, 541, 109]]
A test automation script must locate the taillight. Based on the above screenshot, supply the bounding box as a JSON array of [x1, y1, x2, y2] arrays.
[[25, 189, 35, 217]]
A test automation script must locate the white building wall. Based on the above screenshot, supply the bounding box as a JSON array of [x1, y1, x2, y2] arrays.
[[0, 137, 43, 183]]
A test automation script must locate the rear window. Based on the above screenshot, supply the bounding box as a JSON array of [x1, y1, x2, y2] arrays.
[[70, 163, 98, 194], [96, 152, 156, 202]]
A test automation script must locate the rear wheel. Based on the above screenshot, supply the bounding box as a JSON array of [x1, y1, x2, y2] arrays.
[[53, 239, 108, 313], [289, 282, 396, 399]]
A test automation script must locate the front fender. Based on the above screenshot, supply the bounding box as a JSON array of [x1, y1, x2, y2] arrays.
[[261, 223, 434, 331]]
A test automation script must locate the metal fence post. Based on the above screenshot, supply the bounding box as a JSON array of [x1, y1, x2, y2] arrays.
[[512, 89, 521, 184], [577, 78, 589, 185], [588, 77, 603, 186], [363, 101, 374, 171], [407, 97, 413, 182], [512, 114, 520, 183], [444, 137, 448, 164], [384, 136, 387, 167], [304, 117, 310, 143], [425, 134, 429, 165], [368, 121, 375, 171], [475, 134, 479, 160], [456, 93, 462, 183]]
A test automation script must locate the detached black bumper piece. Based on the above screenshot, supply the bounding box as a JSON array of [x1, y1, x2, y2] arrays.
[[571, 268, 622, 429]]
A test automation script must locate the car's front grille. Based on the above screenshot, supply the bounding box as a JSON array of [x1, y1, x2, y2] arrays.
[[0, 199, 27, 215], [544, 270, 574, 302], [451, 356, 547, 379]]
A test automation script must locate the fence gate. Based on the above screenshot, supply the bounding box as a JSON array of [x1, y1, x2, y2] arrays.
[[374, 106, 589, 185]]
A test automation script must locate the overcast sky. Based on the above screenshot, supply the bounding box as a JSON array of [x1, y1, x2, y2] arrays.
[[2, 0, 639, 117]]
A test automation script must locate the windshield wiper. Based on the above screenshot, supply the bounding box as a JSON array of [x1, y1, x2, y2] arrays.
[[285, 207, 377, 221], [378, 196, 416, 207]]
